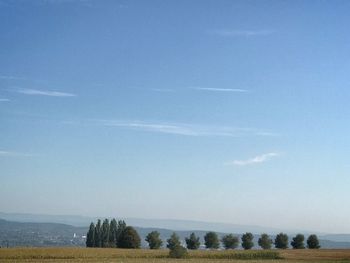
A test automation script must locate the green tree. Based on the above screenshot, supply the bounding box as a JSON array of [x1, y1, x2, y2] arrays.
[[307, 234, 320, 249], [116, 220, 126, 247], [185, 233, 200, 250], [258, 233, 273, 250], [145, 231, 163, 249], [222, 234, 239, 249], [204, 232, 219, 249], [167, 232, 181, 250], [275, 233, 289, 249], [86, 222, 95, 247], [118, 226, 141, 248], [241, 232, 254, 250], [101, 219, 110, 248], [109, 218, 117, 247], [291, 234, 305, 249], [94, 219, 102, 247]]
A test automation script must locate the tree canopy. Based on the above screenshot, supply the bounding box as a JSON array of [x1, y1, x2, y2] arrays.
[[118, 226, 141, 249], [222, 234, 239, 249], [145, 231, 163, 249], [275, 233, 289, 249], [185, 233, 200, 250], [258, 233, 273, 250], [241, 232, 254, 250], [307, 234, 320, 249], [167, 233, 181, 250], [291, 234, 305, 249], [204, 232, 219, 249]]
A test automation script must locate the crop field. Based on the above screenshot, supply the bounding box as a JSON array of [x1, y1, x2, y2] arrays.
[[1, 248, 350, 263]]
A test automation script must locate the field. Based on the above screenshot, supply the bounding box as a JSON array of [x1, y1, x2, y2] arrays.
[[1, 248, 350, 263]]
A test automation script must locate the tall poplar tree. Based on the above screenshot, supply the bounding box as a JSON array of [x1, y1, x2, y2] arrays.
[[101, 219, 110, 247], [109, 218, 117, 247], [94, 219, 102, 247], [86, 222, 95, 247], [116, 220, 126, 247]]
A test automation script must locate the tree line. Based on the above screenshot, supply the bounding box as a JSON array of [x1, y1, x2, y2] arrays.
[[86, 219, 320, 250]]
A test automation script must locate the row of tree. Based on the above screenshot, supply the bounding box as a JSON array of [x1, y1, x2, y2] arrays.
[[86, 219, 141, 248], [86, 219, 320, 250], [151, 232, 320, 250]]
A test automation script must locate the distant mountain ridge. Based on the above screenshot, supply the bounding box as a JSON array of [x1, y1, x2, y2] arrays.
[[0, 212, 308, 234], [1, 218, 350, 249]]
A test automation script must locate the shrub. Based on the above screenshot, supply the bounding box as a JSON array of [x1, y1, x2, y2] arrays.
[[169, 245, 188, 258]]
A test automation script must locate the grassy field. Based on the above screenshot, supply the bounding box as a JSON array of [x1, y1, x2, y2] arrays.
[[1, 247, 350, 263]]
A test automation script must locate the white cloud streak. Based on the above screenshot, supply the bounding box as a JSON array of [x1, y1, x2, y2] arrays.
[[190, 87, 248, 92], [214, 29, 274, 37], [151, 88, 175, 93], [14, 88, 76, 97], [101, 121, 198, 136], [226, 152, 280, 166], [85, 119, 275, 137], [0, 98, 10, 102]]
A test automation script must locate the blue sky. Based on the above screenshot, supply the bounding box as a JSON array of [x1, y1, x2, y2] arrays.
[[1, 0, 350, 233]]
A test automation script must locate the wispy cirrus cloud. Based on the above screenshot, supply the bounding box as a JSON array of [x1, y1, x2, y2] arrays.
[[213, 29, 274, 37], [99, 120, 198, 136], [189, 87, 249, 93], [225, 152, 280, 166], [0, 150, 34, 157], [79, 119, 276, 137], [13, 88, 76, 97], [0, 98, 10, 102], [151, 88, 175, 93]]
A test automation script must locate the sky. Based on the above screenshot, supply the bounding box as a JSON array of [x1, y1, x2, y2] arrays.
[[1, 0, 350, 234]]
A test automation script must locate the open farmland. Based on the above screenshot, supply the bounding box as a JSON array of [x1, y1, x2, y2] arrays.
[[1, 248, 350, 263]]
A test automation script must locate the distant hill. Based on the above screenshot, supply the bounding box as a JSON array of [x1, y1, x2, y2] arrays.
[[1, 218, 350, 249], [321, 234, 350, 243], [0, 212, 96, 227], [0, 219, 86, 247], [0, 212, 299, 234]]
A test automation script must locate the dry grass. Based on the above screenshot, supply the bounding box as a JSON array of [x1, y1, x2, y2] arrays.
[[0, 247, 350, 263], [280, 249, 350, 260]]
